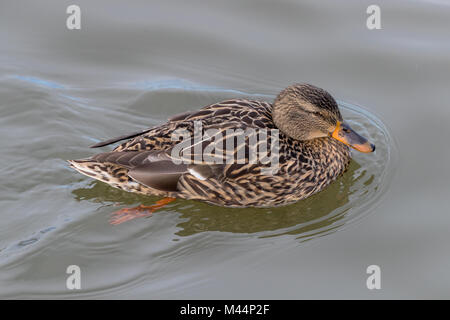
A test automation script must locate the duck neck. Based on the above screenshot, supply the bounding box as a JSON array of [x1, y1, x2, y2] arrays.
[[272, 103, 311, 141]]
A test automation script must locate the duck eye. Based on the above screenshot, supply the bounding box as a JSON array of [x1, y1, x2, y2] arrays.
[[312, 111, 323, 117]]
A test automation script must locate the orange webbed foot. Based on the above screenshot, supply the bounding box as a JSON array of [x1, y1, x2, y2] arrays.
[[109, 197, 176, 225]]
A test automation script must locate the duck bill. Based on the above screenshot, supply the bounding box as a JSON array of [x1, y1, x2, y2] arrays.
[[331, 121, 375, 153]]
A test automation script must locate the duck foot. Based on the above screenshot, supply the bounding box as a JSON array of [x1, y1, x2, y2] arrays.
[[109, 197, 176, 225]]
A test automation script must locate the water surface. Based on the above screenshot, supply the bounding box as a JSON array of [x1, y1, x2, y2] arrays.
[[1, 0, 449, 299]]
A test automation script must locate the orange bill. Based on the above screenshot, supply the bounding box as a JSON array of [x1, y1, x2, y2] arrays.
[[331, 121, 375, 153]]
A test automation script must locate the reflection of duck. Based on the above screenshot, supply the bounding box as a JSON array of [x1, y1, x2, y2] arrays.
[[174, 161, 362, 237], [71, 160, 363, 237], [69, 84, 374, 221]]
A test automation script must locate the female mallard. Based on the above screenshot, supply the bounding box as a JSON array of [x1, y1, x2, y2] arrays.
[[69, 84, 375, 224]]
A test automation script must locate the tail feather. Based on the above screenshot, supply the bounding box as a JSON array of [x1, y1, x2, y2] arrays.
[[68, 159, 134, 190], [67, 159, 168, 196]]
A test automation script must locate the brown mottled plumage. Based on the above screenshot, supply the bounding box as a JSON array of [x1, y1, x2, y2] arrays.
[[68, 84, 374, 207]]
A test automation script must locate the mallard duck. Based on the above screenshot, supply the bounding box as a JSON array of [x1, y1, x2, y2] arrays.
[[69, 84, 374, 223]]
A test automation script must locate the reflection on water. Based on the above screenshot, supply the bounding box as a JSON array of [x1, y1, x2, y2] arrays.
[[72, 161, 360, 238]]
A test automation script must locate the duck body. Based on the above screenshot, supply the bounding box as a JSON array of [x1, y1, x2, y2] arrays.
[[69, 84, 373, 208]]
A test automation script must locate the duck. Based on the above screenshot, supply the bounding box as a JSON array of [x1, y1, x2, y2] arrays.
[[68, 83, 375, 224]]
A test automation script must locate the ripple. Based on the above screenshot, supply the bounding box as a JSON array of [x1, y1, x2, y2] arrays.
[[0, 82, 397, 299], [13, 75, 65, 89]]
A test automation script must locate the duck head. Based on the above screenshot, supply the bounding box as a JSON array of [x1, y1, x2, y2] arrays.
[[272, 83, 375, 153]]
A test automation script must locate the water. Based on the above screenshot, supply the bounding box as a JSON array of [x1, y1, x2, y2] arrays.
[[1, 0, 449, 299]]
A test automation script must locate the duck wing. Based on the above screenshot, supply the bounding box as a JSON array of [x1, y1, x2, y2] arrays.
[[88, 110, 198, 148], [89, 128, 155, 148], [71, 99, 277, 197], [89, 99, 273, 152]]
